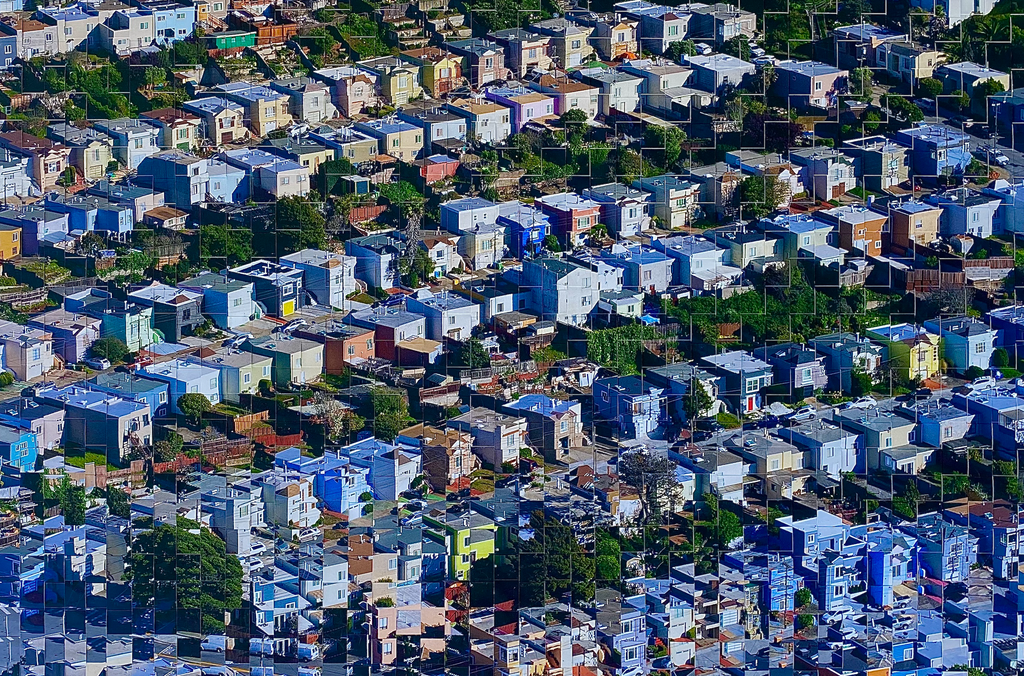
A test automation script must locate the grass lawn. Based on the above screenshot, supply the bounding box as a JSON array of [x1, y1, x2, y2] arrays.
[[471, 478, 495, 493], [65, 451, 117, 471], [716, 412, 742, 429]]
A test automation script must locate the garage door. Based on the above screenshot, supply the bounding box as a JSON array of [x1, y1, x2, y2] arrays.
[[282, 300, 295, 316]]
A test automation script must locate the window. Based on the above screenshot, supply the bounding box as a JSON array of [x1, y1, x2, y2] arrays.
[[282, 177, 290, 185], [485, 57, 493, 68], [140, 22, 148, 29], [134, 139, 143, 150], [668, 25, 679, 36], [449, 316, 456, 325], [159, 392, 167, 403], [243, 373, 251, 384], [189, 385, 199, 393], [158, 15, 165, 20], [815, 80, 823, 91], [571, 40, 581, 49], [976, 342, 987, 353], [209, 378, 217, 389], [64, 28, 72, 36], [560, 421, 568, 432], [30, 348, 39, 361], [263, 365, 271, 376], [388, 558, 397, 570], [378, 618, 389, 629], [3, 46, 9, 54], [382, 644, 393, 655], [771, 459, 780, 470]]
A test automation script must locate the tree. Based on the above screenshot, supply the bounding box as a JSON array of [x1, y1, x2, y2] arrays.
[[317, 158, 356, 196], [405, 246, 435, 286], [560, 109, 589, 148], [613, 148, 643, 185], [154, 430, 184, 463], [973, 78, 1006, 114], [795, 588, 813, 607], [950, 89, 971, 112], [682, 382, 714, 423], [743, 112, 803, 153], [739, 174, 788, 219], [993, 347, 1010, 368], [127, 518, 243, 633], [369, 387, 412, 442], [516, 511, 595, 606], [619, 448, 678, 522], [917, 77, 944, 98], [276, 196, 327, 253], [178, 392, 212, 424], [595, 528, 620, 582], [312, 391, 364, 441], [796, 614, 815, 629], [199, 224, 253, 267], [458, 338, 490, 368], [90, 337, 130, 364], [664, 39, 696, 61], [47, 474, 86, 525], [543, 234, 561, 252], [107, 485, 131, 519], [644, 125, 686, 171], [848, 67, 874, 102]]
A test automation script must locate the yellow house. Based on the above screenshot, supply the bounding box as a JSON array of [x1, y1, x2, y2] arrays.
[[423, 510, 497, 580], [215, 82, 294, 137], [354, 118, 423, 162], [0, 224, 21, 260], [401, 47, 464, 96], [358, 56, 423, 106], [867, 323, 941, 381]]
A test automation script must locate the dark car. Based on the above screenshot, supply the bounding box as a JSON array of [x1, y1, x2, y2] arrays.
[[694, 418, 724, 433], [692, 431, 715, 443], [743, 415, 780, 430]]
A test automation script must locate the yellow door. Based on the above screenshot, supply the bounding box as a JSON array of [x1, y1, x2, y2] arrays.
[[282, 300, 295, 316]]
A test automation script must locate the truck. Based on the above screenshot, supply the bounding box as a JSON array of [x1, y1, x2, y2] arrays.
[[297, 644, 321, 661]]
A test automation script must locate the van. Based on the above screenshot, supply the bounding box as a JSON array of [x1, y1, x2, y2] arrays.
[[297, 643, 321, 661], [201, 635, 227, 653], [250, 638, 275, 656]]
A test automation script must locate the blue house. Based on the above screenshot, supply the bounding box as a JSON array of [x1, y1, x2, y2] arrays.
[[924, 315, 997, 373], [906, 512, 978, 582], [207, 159, 247, 203], [854, 525, 917, 607], [594, 588, 648, 676], [0, 35, 16, 70], [44, 193, 134, 239], [988, 304, 1024, 363], [765, 553, 798, 612], [895, 124, 971, 180], [776, 510, 852, 558], [924, 188, 1002, 238], [85, 371, 170, 418], [137, 150, 209, 211], [593, 375, 665, 439], [133, 0, 195, 45], [273, 447, 371, 519], [0, 423, 36, 472], [944, 500, 1024, 581], [902, 399, 974, 447], [496, 200, 550, 259]]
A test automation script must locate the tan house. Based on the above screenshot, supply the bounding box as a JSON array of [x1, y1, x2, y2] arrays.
[[399, 423, 477, 491], [530, 17, 595, 68], [45, 123, 112, 182], [358, 56, 423, 106], [0, 131, 71, 193], [140, 108, 203, 151], [214, 82, 294, 137], [529, 71, 600, 120], [881, 41, 943, 86], [354, 118, 423, 162], [889, 199, 942, 249], [400, 47, 465, 97], [183, 97, 248, 144]]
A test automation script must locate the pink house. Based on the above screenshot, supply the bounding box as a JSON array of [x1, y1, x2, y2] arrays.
[[484, 86, 557, 132]]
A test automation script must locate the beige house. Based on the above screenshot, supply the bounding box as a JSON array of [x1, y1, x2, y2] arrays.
[[46, 123, 112, 182], [889, 199, 942, 249], [189, 348, 274, 404], [881, 41, 943, 85], [248, 335, 324, 387], [140, 108, 203, 151], [530, 17, 595, 68], [214, 82, 294, 137], [354, 119, 423, 162], [183, 97, 248, 144], [357, 56, 423, 107], [0, 131, 72, 193]]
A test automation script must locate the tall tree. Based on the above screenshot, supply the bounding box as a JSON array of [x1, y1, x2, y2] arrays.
[[739, 174, 788, 219], [619, 449, 679, 523]]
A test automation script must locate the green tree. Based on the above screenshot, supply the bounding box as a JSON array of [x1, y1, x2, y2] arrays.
[[406, 246, 435, 286], [543, 234, 561, 252], [369, 387, 412, 442], [107, 486, 131, 519], [739, 174, 787, 219], [950, 89, 971, 112], [90, 337, 130, 364], [198, 224, 253, 267], [848, 67, 874, 102], [796, 614, 815, 629], [458, 338, 490, 368], [595, 528, 621, 582], [682, 382, 714, 422], [993, 347, 1010, 368], [378, 181, 426, 231], [154, 430, 184, 463], [644, 124, 686, 172], [795, 587, 813, 607], [178, 393, 212, 424], [973, 78, 1006, 114], [664, 39, 696, 61], [917, 77, 944, 98], [619, 448, 678, 522], [316, 158, 355, 195], [516, 511, 595, 606], [276, 196, 327, 253]]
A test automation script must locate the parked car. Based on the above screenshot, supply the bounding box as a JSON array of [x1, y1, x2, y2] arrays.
[[743, 415, 780, 430], [970, 376, 997, 390], [788, 406, 815, 421], [201, 636, 226, 653], [694, 418, 724, 433], [83, 357, 111, 370], [249, 542, 267, 556], [298, 527, 321, 542], [850, 396, 876, 409]]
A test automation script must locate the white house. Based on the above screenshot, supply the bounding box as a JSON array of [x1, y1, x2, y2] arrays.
[[141, 358, 221, 414], [280, 249, 358, 310]]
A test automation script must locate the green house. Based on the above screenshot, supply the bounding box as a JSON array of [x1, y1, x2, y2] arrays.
[[205, 30, 256, 50]]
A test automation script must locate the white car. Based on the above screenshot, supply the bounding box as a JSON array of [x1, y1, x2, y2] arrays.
[[822, 608, 852, 624], [789, 406, 815, 420], [249, 542, 267, 556], [83, 357, 111, 370], [849, 396, 876, 409], [970, 376, 997, 390], [298, 527, 321, 542], [249, 558, 265, 572]]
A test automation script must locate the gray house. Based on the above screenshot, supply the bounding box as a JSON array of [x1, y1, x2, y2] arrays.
[[269, 76, 338, 124], [925, 188, 1002, 238], [645, 363, 723, 423], [127, 282, 204, 343], [599, 243, 673, 294], [923, 316, 997, 373], [753, 343, 828, 401], [582, 182, 652, 237], [700, 350, 774, 414], [685, 53, 756, 96], [808, 332, 885, 392], [777, 419, 861, 477]]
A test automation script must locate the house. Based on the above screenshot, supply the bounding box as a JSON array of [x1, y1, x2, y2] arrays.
[[219, 147, 311, 199], [895, 123, 971, 179], [354, 118, 423, 162], [528, 71, 601, 120], [177, 272, 258, 331], [214, 82, 293, 136], [880, 40, 943, 85], [139, 107, 202, 151], [690, 3, 756, 44], [358, 56, 422, 106], [35, 385, 152, 465], [449, 406, 528, 469], [911, 512, 978, 583], [867, 323, 941, 381], [312, 66, 378, 118], [833, 406, 920, 472], [808, 332, 884, 392], [497, 200, 551, 259], [0, 322, 53, 382], [200, 28, 255, 51], [756, 213, 833, 262], [423, 509, 497, 580], [700, 350, 774, 413], [87, 180, 165, 223], [599, 243, 673, 293], [571, 67, 643, 116], [400, 47, 464, 97], [530, 17, 594, 68], [247, 335, 324, 387], [651, 234, 738, 288], [141, 358, 221, 412], [685, 52, 755, 96], [444, 38, 508, 87], [935, 61, 1010, 97], [457, 276, 522, 323], [725, 149, 803, 204], [536, 192, 602, 248], [724, 433, 803, 497], [621, 59, 708, 115], [633, 175, 700, 229], [253, 472, 320, 529], [685, 162, 742, 221], [570, 11, 638, 60], [833, 23, 909, 70], [346, 307, 425, 362], [0, 398, 65, 454], [645, 362, 722, 422], [136, 151, 210, 211], [274, 447, 370, 520], [0, 154, 32, 201], [945, 500, 1022, 580], [487, 28, 553, 78], [64, 289, 154, 352], [95, 9, 156, 56], [182, 97, 248, 145], [753, 343, 829, 400], [36, 5, 99, 54], [595, 288, 644, 321], [227, 260, 305, 317], [903, 399, 974, 447], [484, 87, 556, 132], [0, 224, 19, 261], [280, 249, 357, 310], [706, 225, 781, 270], [134, 0, 194, 46], [616, 3, 693, 54], [398, 424, 476, 491], [127, 282, 203, 343], [396, 101, 467, 151], [520, 257, 599, 326], [261, 137, 335, 174], [593, 588, 648, 675], [842, 135, 911, 194], [346, 437, 422, 501], [85, 371, 170, 419], [789, 147, 858, 201], [44, 193, 134, 240], [444, 98, 512, 145], [293, 321, 374, 373], [772, 60, 848, 109], [406, 288, 481, 342], [503, 394, 584, 459], [593, 375, 665, 439], [46, 123, 113, 182], [27, 309, 100, 366], [345, 232, 403, 291], [910, 0, 996, 26], [0, 132, 71, 193], [778, 419, 861, 477], [268, 76, 337, 124], [814, 205, 886, 258], [0, 206, 67, 257], [187, 348, 273, 404], [925, 187, 1002, 238], [92, 119, 161, 170], [887, 198, 943, 249], [924, 316, 997, 373], [142, 206, 188, 230]]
